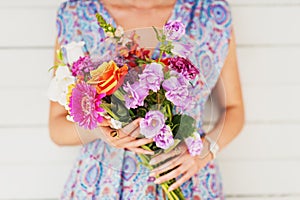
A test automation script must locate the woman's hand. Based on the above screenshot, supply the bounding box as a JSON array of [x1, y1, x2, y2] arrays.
[[96, 118, 154, 155], [149, 141, 212, 191]]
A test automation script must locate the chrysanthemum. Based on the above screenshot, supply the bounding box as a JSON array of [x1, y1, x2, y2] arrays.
[[69, 82, 105, 130]]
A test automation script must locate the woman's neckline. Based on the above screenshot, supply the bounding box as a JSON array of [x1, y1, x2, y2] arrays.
[[96, 0, 180, 30]]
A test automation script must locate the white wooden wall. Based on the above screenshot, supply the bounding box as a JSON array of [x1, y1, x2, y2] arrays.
[[0, 0, 299, 199]]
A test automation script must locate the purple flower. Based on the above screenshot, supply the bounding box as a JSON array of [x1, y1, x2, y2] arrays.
[[168, 56, 199, 80], [123, 81, 149, 109], [163, 20, 185, 40], [139, 63, 164, 92], [71, 56, 94, 76], [140, 110, 166, 139], [185, 133, 203, 156], [69, 82, 105, 130], [162, 72, 190, 108], [153, 125, 174, 149]]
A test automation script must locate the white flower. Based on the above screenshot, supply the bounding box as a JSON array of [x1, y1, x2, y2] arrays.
[[110, 118, 122, 130], [47, 66, 75, 109], [115, 26, 124, 37], [62, 41, 85, 65]]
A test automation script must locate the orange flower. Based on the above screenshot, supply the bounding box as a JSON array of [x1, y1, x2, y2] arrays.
[[88, 61, 128, 95]]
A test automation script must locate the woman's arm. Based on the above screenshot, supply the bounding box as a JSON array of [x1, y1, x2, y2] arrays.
[[204, 29, 245, 153], [149, 30, 245, 191], [48, 40, 154, 155]]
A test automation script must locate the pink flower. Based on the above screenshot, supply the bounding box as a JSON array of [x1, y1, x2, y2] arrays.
[[153, 125, 174, 149], [69, 82, 105, 130], [71, 56, 94, 76]]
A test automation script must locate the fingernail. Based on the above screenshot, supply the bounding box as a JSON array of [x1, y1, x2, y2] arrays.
[[147, 151, 154, 155], [149, 159, 155, 165], [168, 186, 174, 192], [154, 179, 160, 184], [149, 172, 155, 177]]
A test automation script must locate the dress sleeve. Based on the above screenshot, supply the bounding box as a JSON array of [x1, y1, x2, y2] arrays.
[[56, 1, 83, 46]]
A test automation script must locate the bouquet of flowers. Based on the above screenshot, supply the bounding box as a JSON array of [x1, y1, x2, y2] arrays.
[[48, 13, 204, 200]]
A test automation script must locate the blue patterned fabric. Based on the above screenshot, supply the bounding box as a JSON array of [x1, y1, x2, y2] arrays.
[[56, 0, 233, 199]]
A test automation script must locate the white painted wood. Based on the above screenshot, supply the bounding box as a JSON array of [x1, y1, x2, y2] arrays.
[[1, 85, 300, 125], [219, 123, 300, 160], [227, 197, 300, 200], [0, 89, 48, 126], [0, 49, 53, 89], [220, 160, 300, 195], [0, 9, 57, 47], [0, 123, 298, 165], [2, 46, 300, 89], [0, 128, 79, 164], [1, 0, 300, 199], [1, 2, 300, 47], [0, 164, 72, 199], [238, 47, 300, 86], [232, 6, 300, 45]]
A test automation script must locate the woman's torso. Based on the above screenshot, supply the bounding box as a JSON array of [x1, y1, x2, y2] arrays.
[[57, 0, 232, 199]]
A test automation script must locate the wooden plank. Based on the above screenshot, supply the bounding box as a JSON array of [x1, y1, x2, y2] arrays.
[[237, 46, 300, 86], [2, 46, 300, 88], [227, 197, 300, 200], [1, 123, 298, 164], [0, 160, 298, 199], [0, 89, 49, 126], [0, 49, 53, 89], [1, 0, 300, 8], [229, 0, 300, 6], [0, 9, 57, 47], [1, 4, 300, 47], [0, 163, 72, 199], [1, 84, 299, 125], [219, 160, 300, 195], [0, 128, 79, 164], [219, 123, 300, 161], [232, 6, 300, 45], [243, 85, 300, 122]]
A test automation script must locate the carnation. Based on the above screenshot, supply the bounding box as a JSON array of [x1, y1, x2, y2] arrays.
[[71, 56, 94, 76], [168, 56, 199, 80]]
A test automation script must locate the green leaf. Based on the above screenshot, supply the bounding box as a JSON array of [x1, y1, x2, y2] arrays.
[[172, 114, 196, 139]]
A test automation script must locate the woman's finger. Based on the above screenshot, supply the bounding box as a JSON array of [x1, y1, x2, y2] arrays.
[[125, 138, 153, 148], [128, 127, 141, 138], [149, 145, 186, 165], [150, 155, 185, 177], [121, 118, 141, 135], [168, 171, 193, 192], [154, 163, 189, 184], [127, 147, 154, 155]]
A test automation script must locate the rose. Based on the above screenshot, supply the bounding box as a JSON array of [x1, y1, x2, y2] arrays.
[[88, 61, 128, 95], [163, 20, 185, 41]]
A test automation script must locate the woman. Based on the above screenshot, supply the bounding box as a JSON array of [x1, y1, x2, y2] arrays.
[[49, 0, 244, 199]]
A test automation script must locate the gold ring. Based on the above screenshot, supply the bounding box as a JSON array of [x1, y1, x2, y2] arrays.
[[110, 130, 119, 138]]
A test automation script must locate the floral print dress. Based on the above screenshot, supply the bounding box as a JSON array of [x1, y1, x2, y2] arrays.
[[57, 0, 233, 199]]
